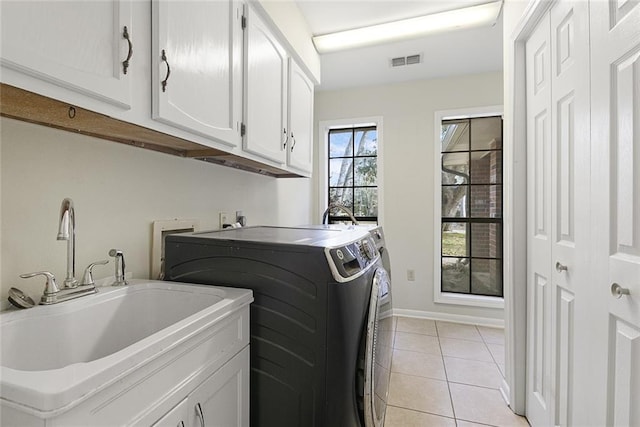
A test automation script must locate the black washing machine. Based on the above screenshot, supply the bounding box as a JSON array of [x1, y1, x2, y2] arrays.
[[302, 224, 392, 278], [164, 226, 393, 427]]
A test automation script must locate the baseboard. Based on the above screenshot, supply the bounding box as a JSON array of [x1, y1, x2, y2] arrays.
[[500, 378, 511, 406], [393, 308, 505, 328]]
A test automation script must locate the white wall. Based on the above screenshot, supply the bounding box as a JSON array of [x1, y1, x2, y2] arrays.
[[0, 117, 312, 304], [314, 72, 505, 322]]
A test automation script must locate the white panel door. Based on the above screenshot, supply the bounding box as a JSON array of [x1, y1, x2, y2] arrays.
[[591, 1, 640, 426], [526, 3, 590, 426], [525, 14, 554, 427], [244, 5, 288, 164], [152, 0, 242, 147], [0, 0, 133, 109], [548, 2, 591, 426], [287, 59, 314, 175]]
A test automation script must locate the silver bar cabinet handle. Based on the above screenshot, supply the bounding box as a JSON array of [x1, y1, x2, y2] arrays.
[[195, 402, 205, 427]]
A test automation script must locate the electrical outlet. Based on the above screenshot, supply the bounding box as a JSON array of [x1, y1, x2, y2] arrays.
[[407, 269, 415, 281], [219, 212, 229, 228]]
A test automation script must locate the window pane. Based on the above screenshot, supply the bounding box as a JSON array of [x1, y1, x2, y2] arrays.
[[471, 223, 502, 258], [442, 186, 468, 218], [442, 152, 469, 184], [470, 151, 502, 184], [329, 158, 353, 187], [442, 257, 470, 293], [469, 185, 502, 218], [354, 188, 378, 217], [442, 223, 468, 257], [354, 129, 377, 155], [354, 157, 377, 186], [329, 188, 353, 212], [470, 117, 502, 150], [441, 120, 469, 152], [471, 259, 502, 296], [329, 129, 353, 157]]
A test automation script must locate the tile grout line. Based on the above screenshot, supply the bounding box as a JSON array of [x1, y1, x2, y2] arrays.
[[386, 403, 457, 422], [476, 324, 506, 379], [435, 321, 459, 424]]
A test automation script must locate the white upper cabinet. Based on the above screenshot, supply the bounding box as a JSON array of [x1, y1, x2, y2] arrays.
[[0, 0, 134, 109], [287, 59, 314, 175], [243, 5, 289, 164], [152, 0, 243, 147]]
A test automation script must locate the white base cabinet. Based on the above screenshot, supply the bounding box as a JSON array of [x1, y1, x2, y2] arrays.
[[152, 348, 249, 427], [0, 305, 250, 427]]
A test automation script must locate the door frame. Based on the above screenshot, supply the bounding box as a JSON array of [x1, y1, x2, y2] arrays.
[[504, 0, 557, 416]]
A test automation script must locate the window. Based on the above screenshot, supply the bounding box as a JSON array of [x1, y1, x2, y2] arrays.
[[327, 126, 378, 223], [440, 116, 503, 297]]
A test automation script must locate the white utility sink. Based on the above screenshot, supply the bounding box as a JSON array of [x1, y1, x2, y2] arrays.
[[0, 280, 253, 417]]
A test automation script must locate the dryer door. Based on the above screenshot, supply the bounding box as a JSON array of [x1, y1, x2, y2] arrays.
[[363, 267, 393, 427]]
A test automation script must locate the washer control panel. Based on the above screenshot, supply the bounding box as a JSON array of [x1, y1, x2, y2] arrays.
[[327, 236, 379, 280]]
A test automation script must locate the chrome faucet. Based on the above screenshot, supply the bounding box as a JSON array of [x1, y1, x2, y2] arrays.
[[20, 263, 105, 305], [18, 198, 109, 305], [109, 249, 128, 286], [57, 198, 78, 288], [321, 203, 360, 225]]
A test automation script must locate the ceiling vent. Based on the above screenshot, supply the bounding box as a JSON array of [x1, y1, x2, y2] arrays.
[[390, 54, 422, 67]]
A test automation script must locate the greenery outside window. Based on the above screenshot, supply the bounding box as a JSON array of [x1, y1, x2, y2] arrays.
[[328, 126, 378, 223], [440, 116, 503, 297]]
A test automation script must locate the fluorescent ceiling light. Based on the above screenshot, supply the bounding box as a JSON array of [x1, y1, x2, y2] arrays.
[[313, 1, 502, 54]]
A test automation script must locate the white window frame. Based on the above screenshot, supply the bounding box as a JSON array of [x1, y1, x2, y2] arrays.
[[434, 106, 504, 309], [317, 117, 384, 226]]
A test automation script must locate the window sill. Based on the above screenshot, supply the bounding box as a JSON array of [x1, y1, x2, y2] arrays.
[[434, 291, 504, 309]]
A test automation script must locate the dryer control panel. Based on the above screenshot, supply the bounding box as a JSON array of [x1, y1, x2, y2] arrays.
[[326, 236, 380, 281]]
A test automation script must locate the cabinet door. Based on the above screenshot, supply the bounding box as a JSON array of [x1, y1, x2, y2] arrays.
[[187, 347, 249, 427], [244, 6, 288, 164], [153, 0, 242, 147], [0, 0, 133, 109], [287, 59, 314, 175], [152, 398, 188, 427]]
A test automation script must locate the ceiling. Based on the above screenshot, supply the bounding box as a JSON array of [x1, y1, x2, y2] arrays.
[[294, 0, 504, 91]]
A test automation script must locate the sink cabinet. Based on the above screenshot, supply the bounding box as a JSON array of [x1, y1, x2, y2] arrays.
[[0, 295, 250, 427], [152, 348, 249, 427], [152, 0, 243, 147], [0, 0, 134, 109]]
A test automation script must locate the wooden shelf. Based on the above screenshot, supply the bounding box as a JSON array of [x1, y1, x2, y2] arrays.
[[0, 84, 300, 178]]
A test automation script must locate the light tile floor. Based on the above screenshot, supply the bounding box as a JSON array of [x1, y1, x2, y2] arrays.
[[384, 317, 529, 427]]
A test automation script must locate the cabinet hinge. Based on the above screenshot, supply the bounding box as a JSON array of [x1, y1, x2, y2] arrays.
[[241, 15, 247, 30], [241, 123, 246, 136]]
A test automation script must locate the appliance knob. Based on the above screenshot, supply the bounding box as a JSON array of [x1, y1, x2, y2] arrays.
[[360, 240, 374, 260]]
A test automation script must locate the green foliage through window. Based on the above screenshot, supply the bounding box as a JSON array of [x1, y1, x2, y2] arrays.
[[328, 126, 378, 221]]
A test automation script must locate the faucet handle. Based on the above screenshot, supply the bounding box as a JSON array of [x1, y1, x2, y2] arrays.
[[20, 271, 60, 298], [81, 260, 109, 286]]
